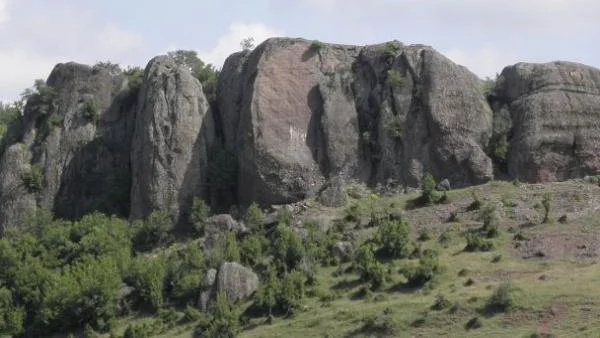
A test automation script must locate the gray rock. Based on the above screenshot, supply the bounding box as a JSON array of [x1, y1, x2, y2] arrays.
[[203, 214, 248, 250], [332, 241, 355, 262], [216, 262, 259, 305], [130, 55, 215, 223], [492, 61, 600, 182], [436, 178, 451, 191], [198, 268, 217, 312], [219, 38, 493, 207], [0, 62, 136, 229], [318, 177, 348, 207]]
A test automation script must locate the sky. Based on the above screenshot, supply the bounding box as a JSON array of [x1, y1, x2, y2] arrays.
[[0, 0, 598, 101]]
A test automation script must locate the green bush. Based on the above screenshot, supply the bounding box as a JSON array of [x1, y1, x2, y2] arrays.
[[189, 198, 211, 236], [486, 283, 515, 312], [354, 243, 388, 290], [82, 99, 100, 124], [167, 242, 205, 305], [465, 233, 494, 252], [402, 250, 441, 287], [208, 232, 241, 268], [132, 210, 174, 251], [419, 173, 440, 206], [129, 257, 167, 312], [387, 69, 404, 90], [375, 217, 412, 259], [468, 191, 483, 211], [201, 291, 239, 337], [480, 204, 500, 238], [271, 223, 305, 271], [310, 40, 325, 51], [431, 294, 451, 311], [240, 234, 266, 267], [542, 193, 552, 223], [22, 164, 43, 193], [244, 202, 264, 231]]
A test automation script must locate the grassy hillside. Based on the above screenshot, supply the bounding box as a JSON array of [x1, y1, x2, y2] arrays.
[[113, 179, 600, 338]]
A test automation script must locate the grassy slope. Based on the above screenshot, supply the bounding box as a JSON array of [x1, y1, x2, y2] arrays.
[[118, 180, 600, 338]]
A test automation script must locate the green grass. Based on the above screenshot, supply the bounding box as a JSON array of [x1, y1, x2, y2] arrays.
[[111, 179, 600, 338]]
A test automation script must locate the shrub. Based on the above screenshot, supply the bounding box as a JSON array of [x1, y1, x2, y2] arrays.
[[418, 230, 432, 242], [431, 294, 451, 310], [208, 232, 241, 268], [542, 193, 552, 223], [375, 217, 412, 258], [129, 257, 167, 312], [310, 40, 325, 51], [558, 214, 568, 224], [402, 250, 441, 287], [240, 234, 266, 267], [359, 311, 397, 336], [464, 233, 494, 252], [354, 243, 388, 290], [419, 173, 440, 206], [132, 210, 174, 251], [387, 69, 404, 90], [22, 164, 43, 193], [244, 202, 264, 231], [481, 204, 500, 238], [468, 191, 483, 211], [271, 224, 305, 271], [82, 99, 100, 124], [465, 316, 483, 330], [189, 198, 210, 236], [385, 116, 404, 138], [93, 61, 121, 74], [486, 283, 515, 312]]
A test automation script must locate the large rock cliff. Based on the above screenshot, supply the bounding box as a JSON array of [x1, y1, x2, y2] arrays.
[[220, 38, 493, 206], [0, 37, 598, 230], [490, 61, 600, 182]]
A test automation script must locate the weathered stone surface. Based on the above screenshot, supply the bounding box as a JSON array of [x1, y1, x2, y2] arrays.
[[491, 61, 600, 182], [0, 144, 35, 230], [198, 268, 217, 312], [130, 56, 215, 222], [318, 176, 348, 207], [0, 62, 136, 229], [203, 214, 248, 250], [219, 38, 493, 207], [216, 262, 259, 305], [436, 178, 451, 191]]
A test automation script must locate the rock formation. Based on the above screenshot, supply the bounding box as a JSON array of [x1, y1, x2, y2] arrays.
[[130, 56, 214, 223], [490, 61, 600, 182], [1, 38, 599, 230]]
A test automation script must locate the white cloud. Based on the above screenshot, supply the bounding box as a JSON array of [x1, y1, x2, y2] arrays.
[[0, 0, 9, 24], [198, 22, 284, 68], [0, 49, 58, 101], [0, 1, 147, 101], [443, 47, 520, 78]]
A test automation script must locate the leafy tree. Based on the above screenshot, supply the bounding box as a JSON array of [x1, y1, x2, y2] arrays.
[[21, 79, 58, 117], [167, 50, 219, 99], [167, 242, 205, 304], [402, 250, 441, 287], [255, 265, 279, 316], [419, 173, 439, 206], [189, 198, 211, 236], [244, 202, 264, 231], [375, 217, 412, 259], [271, 223, 305, 272], [0, 101, 21, 142], [542, 193, 552, 224], [354, 243, 388, 290], [203, 291, 239, 338], [278, 270, 306, 314], [208, 232, 241, 268], [240, 234, 266, 267], [130, 257, 167, 312], [132, 210, 174, 252]]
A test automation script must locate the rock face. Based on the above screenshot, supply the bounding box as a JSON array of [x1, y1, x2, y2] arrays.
[[203, 214, 248, 250], [0, 62, 136, 230], [197, 263, 258, 311], [216, 262, 259, 304], [130, 56, 214, 222], [491, 61, 600, 182], [219, 38, 493, 206]]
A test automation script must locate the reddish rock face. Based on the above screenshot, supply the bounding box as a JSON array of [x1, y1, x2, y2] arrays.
[[492, 61, 600, 182], [221, 38, 494, 206]]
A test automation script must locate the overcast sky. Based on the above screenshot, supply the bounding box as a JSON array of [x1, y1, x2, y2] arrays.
[[0, 0, 598, 101]]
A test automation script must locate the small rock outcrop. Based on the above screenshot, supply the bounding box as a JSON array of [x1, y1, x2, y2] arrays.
[[197, 263, 258, 311], [491, 61, 600, 182], [216, 262, 259, 304], [130, 56, 215, 222], [203, 214, 248, 250]]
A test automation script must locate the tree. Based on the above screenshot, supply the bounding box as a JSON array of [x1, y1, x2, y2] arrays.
[[353, 243, 388, 289], [129, 257, 167, 312], [190, 198, 211, 236], [204, 291, 239, 337], [167, 50, 219, 99], [244, 202, 264, 231], [420, 173, 439, 206], [240, 37, 255, 51], [132, 210, 174, 251], [376, 218, 412, 259], [542, 193, 552, 224]]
